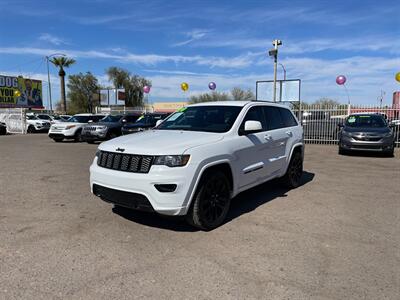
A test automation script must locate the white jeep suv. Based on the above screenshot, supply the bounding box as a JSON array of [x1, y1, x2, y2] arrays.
[[48, 114, 104, 142], [90, 101, 304, 230]]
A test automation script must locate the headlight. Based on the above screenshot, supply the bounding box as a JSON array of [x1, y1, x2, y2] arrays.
[[341, 130, 352, 137], [383, 131, 393, 137], [95, 149, 101, 158], [153, 155, 190, 167], [65, 125, 77, 129]]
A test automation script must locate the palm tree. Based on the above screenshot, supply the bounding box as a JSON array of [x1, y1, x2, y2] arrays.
[[50, 56, 76, 112], [106, 67, 130, 104]]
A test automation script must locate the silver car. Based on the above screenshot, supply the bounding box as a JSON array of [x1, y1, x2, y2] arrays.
[[338, 113, 395, 156]]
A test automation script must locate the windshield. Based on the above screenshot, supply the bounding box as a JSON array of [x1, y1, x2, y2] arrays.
[[345, 115, 387, 128], [101, 115, 122, 122], [157, 106, 242, 133], [68, 116, 91, 123]]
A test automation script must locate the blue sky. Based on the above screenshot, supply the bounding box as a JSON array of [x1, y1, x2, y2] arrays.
[[0, 0, 399, 107]]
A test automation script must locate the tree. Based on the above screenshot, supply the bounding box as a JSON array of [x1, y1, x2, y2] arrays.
[[312, 97, 341, 108], [231, 87, 254, 100], [189, 87, 254, 104], [67, 72, 100, 114], [50, 56, 76, 112], [106, 67, 151, 107], [106, 67, 129, 103], [189, 91, 230, 104]]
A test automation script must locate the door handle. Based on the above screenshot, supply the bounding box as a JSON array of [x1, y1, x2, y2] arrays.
[[286, 131, 293, 137], [264, 134, 272, 140]]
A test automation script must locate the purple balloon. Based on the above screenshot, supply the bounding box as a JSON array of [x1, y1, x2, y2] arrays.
[[143, 85, 151, 93], [336, 75, 346, 85], [208, 82, 216, 90]]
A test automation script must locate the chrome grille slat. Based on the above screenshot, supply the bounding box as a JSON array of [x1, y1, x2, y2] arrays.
[[97, 151, 153, 173]]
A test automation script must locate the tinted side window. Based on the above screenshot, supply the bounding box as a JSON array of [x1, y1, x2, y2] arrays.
[[263, 107, 285, 130], [240, 106, 266, 132], [279, 108, 298, 127]]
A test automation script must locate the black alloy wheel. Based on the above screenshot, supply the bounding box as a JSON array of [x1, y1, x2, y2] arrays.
[[282, 151, 303, 188], [187, 171, 231, 230]]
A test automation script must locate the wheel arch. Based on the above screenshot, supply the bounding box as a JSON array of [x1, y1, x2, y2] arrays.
[[184, 159, 234, 214]]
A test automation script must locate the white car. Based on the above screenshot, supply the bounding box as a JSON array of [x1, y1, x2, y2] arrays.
[[90, 101, 304, 230], [26, 115, 51, 133], [48, 114, 104, 142]]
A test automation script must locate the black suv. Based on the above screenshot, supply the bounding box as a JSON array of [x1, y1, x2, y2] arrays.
[[338, 113, 395, 156], [121, 113, 169, 135], [82, 114, 141, 143]]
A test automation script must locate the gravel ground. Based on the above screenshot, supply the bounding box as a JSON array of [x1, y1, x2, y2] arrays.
[[0, 134, 399, 299]]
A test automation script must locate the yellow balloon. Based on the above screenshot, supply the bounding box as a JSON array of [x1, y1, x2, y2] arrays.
[[396, 72, 400, 83], [181, 82, 189, 91], [14, 90, 21, 97]]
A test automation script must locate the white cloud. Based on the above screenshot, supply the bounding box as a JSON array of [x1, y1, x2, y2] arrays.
[[0, 47, 259, 69], [172, 29, 211, 47], [38, 33, 68, 46]]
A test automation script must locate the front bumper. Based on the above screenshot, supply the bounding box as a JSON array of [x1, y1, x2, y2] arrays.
[[340, 135, 394, 152], [82, 131, 107, 141], [48, 128, 77, 138], [90, 157, 199, 216], [33, 126, 50, 132]]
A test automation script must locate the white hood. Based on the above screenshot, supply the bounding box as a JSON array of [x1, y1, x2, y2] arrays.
[[99, 130, 224, 155], [51, 122, 86, 129]]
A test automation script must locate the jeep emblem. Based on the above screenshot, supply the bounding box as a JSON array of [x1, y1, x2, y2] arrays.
[[116, 147, 125, 152]]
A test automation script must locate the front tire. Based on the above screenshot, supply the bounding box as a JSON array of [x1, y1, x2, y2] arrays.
[[74, 130, 82, 142], [186, 171, 231, 231], [53, 138, 63, 142], [282, 151, 303, 188], [27, 126, 35, 133]]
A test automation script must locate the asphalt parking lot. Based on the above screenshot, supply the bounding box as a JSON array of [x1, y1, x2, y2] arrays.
[[0, 134, 399, 299]]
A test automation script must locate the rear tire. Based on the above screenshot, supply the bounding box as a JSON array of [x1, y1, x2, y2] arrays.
[[87, 141, 95, 144], [186, 171, 231, 231], [282, 151, 303, 188]]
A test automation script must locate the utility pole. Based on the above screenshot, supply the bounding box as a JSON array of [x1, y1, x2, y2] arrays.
[[46, 57, 53, 111], [269, 39, 282, 102]]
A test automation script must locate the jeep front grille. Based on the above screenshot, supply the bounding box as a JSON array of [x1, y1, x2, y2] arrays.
[[97, 151, 153, 173], [85, 126, 97, 132]]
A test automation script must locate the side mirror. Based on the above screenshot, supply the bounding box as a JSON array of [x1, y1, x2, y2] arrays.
[[155, 119, 163, 127], [243, 120, 262, 134]]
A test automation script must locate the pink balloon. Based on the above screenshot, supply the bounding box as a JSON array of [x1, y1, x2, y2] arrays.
[[143, 85, 151, 93], [336, 75, 346, 85]]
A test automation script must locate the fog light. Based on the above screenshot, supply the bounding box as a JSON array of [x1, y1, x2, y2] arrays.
[[154, 184, 177, 193]]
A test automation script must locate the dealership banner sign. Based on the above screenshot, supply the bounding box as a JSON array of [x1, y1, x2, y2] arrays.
[[0, 75, 43, 108]]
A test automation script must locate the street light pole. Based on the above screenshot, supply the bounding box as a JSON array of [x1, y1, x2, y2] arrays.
[[45, 53, 66, 112], [269, 39, 282, 102]]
